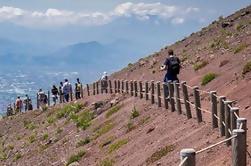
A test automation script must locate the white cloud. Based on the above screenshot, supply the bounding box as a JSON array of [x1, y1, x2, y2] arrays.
[[0, 3, 200, 28]]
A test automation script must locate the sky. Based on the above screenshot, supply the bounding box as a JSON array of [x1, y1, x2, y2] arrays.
[[0, 0, 250, 50]]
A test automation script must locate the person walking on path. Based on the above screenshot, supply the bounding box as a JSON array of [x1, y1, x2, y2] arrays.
[[101, 71, 108, 93], [63, 79, 72, 102], [51, 85, 59, 106], [15, 96, 23, 113], [75, 78, 81, 100], [161, 49, 181, 97], [6, 104, 13, 116]]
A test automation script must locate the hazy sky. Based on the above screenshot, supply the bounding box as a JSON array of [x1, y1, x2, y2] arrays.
[[0, 0, 250, 49]]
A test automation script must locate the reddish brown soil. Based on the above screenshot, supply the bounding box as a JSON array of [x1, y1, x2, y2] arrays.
[[1, 5, 251, 166]]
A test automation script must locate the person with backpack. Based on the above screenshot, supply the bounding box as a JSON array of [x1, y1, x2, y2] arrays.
[[6, 104, 13, 116], [15, 96, 23, 113], [23, 94, 30, 111], [161, 49, 181, 97], [51, 85, 59, 106], [27, 99, 33, 111], [62, 79, 72, 102], [101, 71, 108, 93], [75, 78, 82, 100]]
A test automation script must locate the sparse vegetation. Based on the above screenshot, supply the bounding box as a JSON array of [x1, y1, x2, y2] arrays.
[[219, 60, 229, 67], [7, 144, 14, 150], [66, 150, 86, 166], [99, 158, 114, 166], [28, 133, 36, 143], [131, 107, 140, 119], [93, 120, 114, 139], [56, 103, 84, 119], [0, 140, 7, 161], [210, 38, 229, 50], [180, 54, 189, 62], [146, 145, 175, 164], [100, 136, 115, 148], [233, 43, 248, 54], [193, 60, 209, 71], [126, 121, 136, 132], [72, 109, 94, 130], [242, 61, 251, 75], [24, 120, 36, 130], [106, 105, 121, 118], [76, 137, 90, 147], [201, 73, 217, 86], [108, 139, 128, 153], [14, 153, 22, 161], [42, 133, 49, 141], [138, 116, 151, 126], [56, 127, 63, 134], [47, 116, 56, 124]]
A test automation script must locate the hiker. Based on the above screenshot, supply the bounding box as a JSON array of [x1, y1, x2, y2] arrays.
[[23, 94, 30, 111], [15, 96, 23, 113], [59, 82, 64, 103], [38, 89, 47, 109], [6, 104, 13, 116], [51, 85, 59, 106], [101, 71, 108, 93], [161, 49, 181, 97], [27, 99, 33, 111], [75, 78, 82, 100], [62, 79, 72, 102]]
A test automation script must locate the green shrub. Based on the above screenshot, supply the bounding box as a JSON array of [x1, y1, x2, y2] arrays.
[[74, 109, 94, 130], [14, 153, 22, 161], [42, 133, 49, 141], [146, 145, 175, 164], [201, 73, 217, 86], [99, 158, 114, 166], [93, 121, 114, 139], [127, 121, 136, 132], [131, 107, 140, 119], [106, 105, 120, 118], [66, 150, 86, 166], [242, 61, 251, 75], [108, 139, 128, 153], [193, 60, 208, 71], [47, 116, 55, 124], [28, 134, 36, 143], [76, 137, 90, 147], [23, 120, 36, 130], [56, 103, 84, 119], [234, 43, 248, 54]]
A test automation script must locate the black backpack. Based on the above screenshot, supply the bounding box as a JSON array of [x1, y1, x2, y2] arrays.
[[168, 56, 180, 74]]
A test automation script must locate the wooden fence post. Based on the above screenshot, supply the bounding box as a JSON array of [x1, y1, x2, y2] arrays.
[[81, 84, 84, 97], [114, 80, 117, 93], [36, 93, 39, 109], [145, 81, 149, 101], [93, 83, 96, 95], [109, 80, 113, 94], [130, 80, 134, 96], [139, 81, 143, 99], [151, 80, 155, 104], [193, 86, 202, 123], [180, 149, 196, 166], [237, 118, 247, 164], [121, 80, 124, 93], [157, 82, 161, 107], [96, 81, 99, 94], [210, 91, 218, 128], [125, 80, 129, 94], [219, 96, 226, 136], [86, 84, 90, 96], [224, 100, 233, 146], [174, 81, 182, 115], [232, 129, 246, 166], [168, 81, 175, 112], [181, 81, 192, 119], [47, 91, 50, 106], [118, 80, 121, 93], [134, 81, 138, 97], [230, 107, 239, 131], [163, 82, 169, 110]]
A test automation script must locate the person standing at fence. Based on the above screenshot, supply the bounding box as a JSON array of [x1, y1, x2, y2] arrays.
[[161, 49, 181, 96], [75, 78, 81, 100], [15, 96, 23, 113], [101, 71, 108, 93], [38, 89, 46, 110], [23, 94, 30, 111], [63, 79, 72, 102], [6, 104, 13, 116], [27, 98, 33, 111], [59, 82, 64, 103], [51, 85, 59, 106]]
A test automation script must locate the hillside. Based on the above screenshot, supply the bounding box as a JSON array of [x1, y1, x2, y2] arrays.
[[1, 5, 251, 166]]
